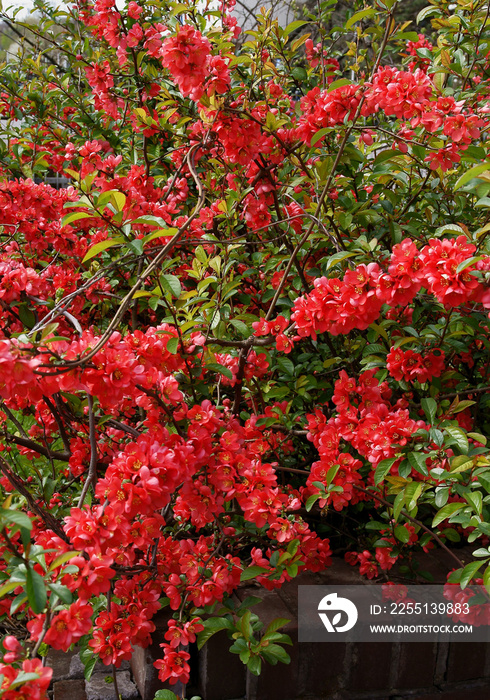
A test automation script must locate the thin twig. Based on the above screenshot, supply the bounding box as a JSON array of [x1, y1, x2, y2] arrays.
[[77, 394, 98, 508]]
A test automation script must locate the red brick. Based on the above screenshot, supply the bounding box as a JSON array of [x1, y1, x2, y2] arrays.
[[446, 642, 490, 683], [198, 630, 246, 700], [277, 572, 320, 614], [406, 686, 490, 700], [47, 648, 78, 684], [53, 679, 87, 700], [347, 642, 393, 692], [318, 557, 372, 585], [130, 645, 168, 700], [130, 609, 178, 700], [396, 642, 437, 689], [297, 641, 346, 697]]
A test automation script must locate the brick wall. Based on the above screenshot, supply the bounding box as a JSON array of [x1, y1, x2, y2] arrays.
[[129, 553, 490, 700], [47, 552, 490, 700]]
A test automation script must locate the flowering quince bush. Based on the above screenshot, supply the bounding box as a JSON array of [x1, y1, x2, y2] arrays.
[[3, 0, 490, 695]]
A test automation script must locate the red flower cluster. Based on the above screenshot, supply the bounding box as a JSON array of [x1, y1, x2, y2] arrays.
[[292, 237, 490, 342], [364, 66, 432, 120], [387, 347, 445, 384], [292, 263, 383, 338], [28, 600, 93, 652], [0, 658, 52, 700], [161, 25, 213, 100], [444, 581, 490, 626], [303, 369, 426, 515], [252, 315, 297, 353], [297, 84, 361, 145]]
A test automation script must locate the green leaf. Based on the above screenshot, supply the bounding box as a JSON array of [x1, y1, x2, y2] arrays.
[[262, 643, 291, 665], [206, 362, 233, 380], [97, 189, 126, 212], [407, 452, 428, 476], [325, 464, 340, 486], [394, 525, 410, 543], [128, 239, 144, 256], [0, 508, 32, 531], [449, 455, 474, 473], [434, 223, 465, 237], [325, 250, 357, 272], [421, 397, 437, 425], [143, 227, 178, 244], [432, 502, 465, 528], [393, 490, 405, 522], [82, 237, 123, 263], [327, 78, 353, 93], [109, 191, 126, 212], [468, 432, 487, 446], [442, 527, 460, 543], [404, 482, 423, 512], [475, 197, 490, 208], [239, 610, 252, 641], [374, 457, 397, 486], [10, 592, 28, 615], [154, 691, 179, 700], [166, 337, 179, 355], [240, 566, 269, 582], [345, 7, 376, 29], [484, 564, 490, 594], [196, 617, 234, 650], [460, 560, 484, 589], [305, 493, 320, 512], [247, 655, 262, 676], [373, 149, 401, 165], [160, 274, 182, 298], [229, 319, 249, 336], [26, 566, 46, 614], [80, 648, 98, 681], [365, 520, 386, 530], [133, 215, 170, 228], [310, 128, 332, 147], [276, 357, 294, 376], [445, 426, 469, 454], [62, 210, 94, 227], [262, 617, 290, 639], [450, 400, 476, 414], [0, 580, 23, 597], [47, 583, 73, 605], [456, 256, 483, 274], [465, 491, 482, 515], [48, 551, 79, 572], [283, 20, 307, 36], [454, 162, 490, 191], [417, 5, 440, 22], [291, 67, 307, 81], [10, 672, 45, 689]]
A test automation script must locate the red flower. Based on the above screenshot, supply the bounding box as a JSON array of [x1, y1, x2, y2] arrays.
[[154, 644, 191, 685], [161, 26, 211, 101]]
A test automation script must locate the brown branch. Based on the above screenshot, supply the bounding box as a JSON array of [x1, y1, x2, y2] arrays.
[[48, 142, 207, 370], [42, 395, 71, 453], [4, 433, 70, 462], [352, 484, 465, 569], [264, 10, 396, 322], [77, 395, 98, 508], [0, 455, 68, 541]]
